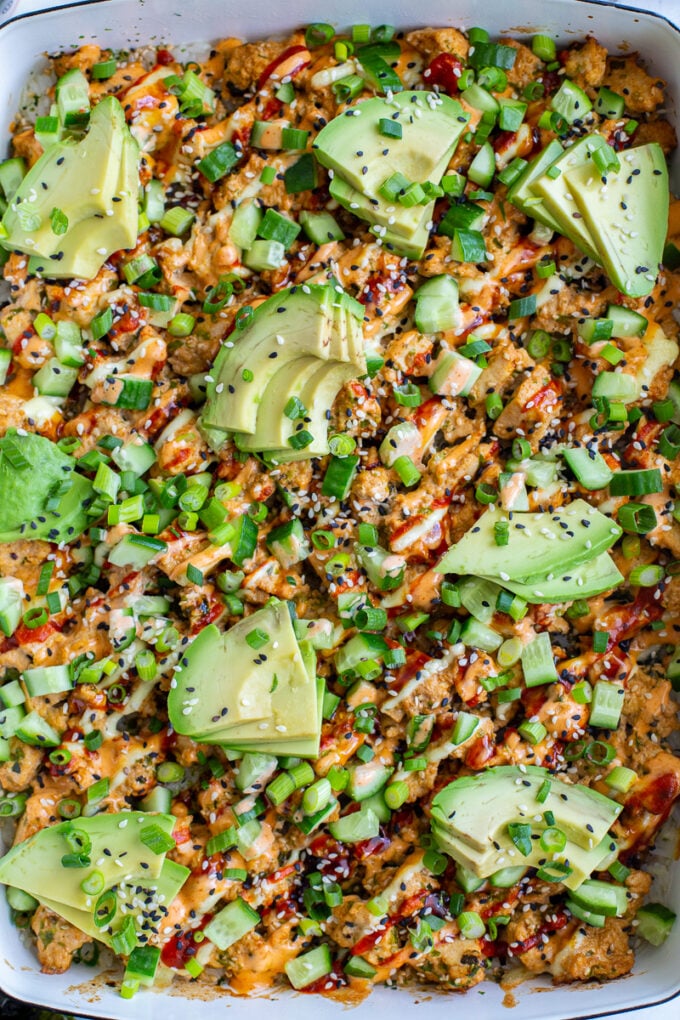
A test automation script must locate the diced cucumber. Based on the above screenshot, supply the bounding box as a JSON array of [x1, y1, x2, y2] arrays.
[[285, 944, 332, 989], [379, 421, 421, 467], [299, 210, 345, 244], [203, 896, 260, 950], [606, 304, 648, 338], [456, 862, 485, 893], [107, 534, 167, 569], [0, 157, 26, 201], [461, 84, 500, 115], [414, 274, 461, 333], [6, 886, 39, 912], [14, 710, 61, 747], [458, 576, 502, 624], [0, 577, 23, 637], [347, 761, 393, 802], [0, 349, 11, 385], [0, 680, 26, 709], [125, 945, 161, 987], [111, 440, 157, 476], [236, 752, 278, 792], [460, 617, 503, 652], [32, 358, 78, 397], [489, 865, 527, 888], [266, 518, 311, 568], [139, 786, 172, 814], [0, 705, 26, 739], [635, 903, 676, 945], [551, 79, 593, 124], [229, 201, 263, 250], [428, 349, 482, 397], [569, 879, 627, 917], [22, 664, 73, 698], [467, 141, 496, 189], [54, 321, 86, 367], [566, 898, 606, 927], [329, 806, 379, 843], [563, 447, 613, 490], [356, 544, 405, 592]]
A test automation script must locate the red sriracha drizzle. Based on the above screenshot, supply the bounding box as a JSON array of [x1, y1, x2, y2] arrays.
[[422, 54, 462, 96], [161, 914, 213, 969], [257, 45, 310, 90]]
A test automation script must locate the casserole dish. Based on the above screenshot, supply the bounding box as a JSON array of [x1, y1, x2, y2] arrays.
[[0, 0, 679, 1017]]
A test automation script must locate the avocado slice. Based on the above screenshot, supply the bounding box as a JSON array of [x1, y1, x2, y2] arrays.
[[37, 858, 190, 947], [431, 765, 622, 855], [485, 551, 623, 604], [436, 500, 622, 584], [563, 143, 669, 297], [432, 820, 615, 891], [168, 601, 319, 746], [506, 138, 564, 226], [203, 284, 355, 435], [1, 97, 139, 280], [0, 430, 93, 544], [33, 126, 140, 280], [315, 91, 468, 257], [329, 174, 435, 242], [266, 362, 359, 463], [0, 812, 177, 912], [314, 91, 469, 203], [532, 134, 610, 263], [235, 356, 321, 453], [209, 678, 325, 759]]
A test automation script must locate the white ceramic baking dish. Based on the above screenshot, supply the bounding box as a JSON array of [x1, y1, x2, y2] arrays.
[[0, 0, 679, 1016]]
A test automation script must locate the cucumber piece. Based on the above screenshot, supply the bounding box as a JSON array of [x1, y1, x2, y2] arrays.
[[0, 577, 23, 637], [414, 274, 462, 333], [229, 201, 264, 249], [606, 304, 648, 338], [266, 518, 311, 568], [0, 680, 26, 709], [569, 879, 627, 917], [32, 357, 78, 397], [125, 945, 161, 987], [299, 210, 345, 244], [14, 710, 61, 747], [461, 83, 499, 114], [563, 447, 613, 490], [0, 157, 26, 201], [0, 705, 26, 739], [203, 896, 260, 950], [235, 752, 278, 792], [285, 944, 332, 989], [551, 78, 593, 124], [458, 576, 502, 624], [467, 141, 496, 189], [54, 321, 86, 367], [566, 898, 606, 927], [22, 664, 73, 698], [360, 790, 391, 824], [347, 761, 393, 802], [489, 865, 527, 888], [456, 862, 485, 893], [111, 439, 156, 476], [635, 903, 676, 945], [329, 806, 379, 843], [379, 421, 421, 467], [139, 786, 172, 814], [460, 617, 503, 652], [6, 886, 39, 912]]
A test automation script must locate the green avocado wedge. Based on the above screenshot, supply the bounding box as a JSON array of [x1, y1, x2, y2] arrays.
[[202, 283, 364, 437], [564, 142, 669, 297], [483, 551, 623, 604], [435, 500, 622, 584], [0, 430, 93, 544], [1, 97, 139, 280], [0, 812, 177, 912], [168, 601, 320, 748], [432, 820, 616, 891], [37, 858, 190, 948]]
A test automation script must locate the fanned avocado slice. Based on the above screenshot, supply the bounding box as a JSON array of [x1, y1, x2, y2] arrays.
[[265, 361, 358, 464], [0, 812, 177, 911], [563, 142, 669, 297], [484, 551, 623, 604], [1, 97, 139, 280], [532, 133, 609, 263], [506, 137, 564, 226], [329, 174, 434, 241], [203, 284, 339, 435], [0, 430, 93, 544], [169, 601, 318, 745], [235, 356, 321, 452], [436, 499, 622, 583], [314, 91, 469, 199], [38, 858, 190, 947], [432, 820, 616, 891], [431, 766, 622, 854], [209, 678, 325, 759]]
